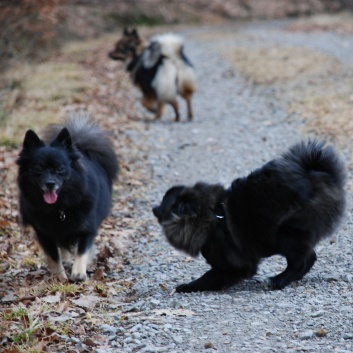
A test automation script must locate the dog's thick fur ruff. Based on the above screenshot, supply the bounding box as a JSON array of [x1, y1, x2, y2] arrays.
[[153, 140, 346, 292], [17, 114, 118, 281], [109, 28, 196, 121]]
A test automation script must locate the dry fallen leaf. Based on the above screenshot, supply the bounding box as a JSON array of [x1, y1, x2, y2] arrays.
[[159, 283, 169, 291], [42, 295, 61, 303], [315, 328, 328, 337], [93, 268, 105, 280], [71, 295, 100, 310], [204, 342, 216, 349]]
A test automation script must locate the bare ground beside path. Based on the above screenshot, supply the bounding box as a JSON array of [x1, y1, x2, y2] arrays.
[[1, 16, 353, 353]]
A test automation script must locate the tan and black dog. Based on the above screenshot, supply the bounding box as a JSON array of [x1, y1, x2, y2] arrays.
[[109, 28, 196, 122]]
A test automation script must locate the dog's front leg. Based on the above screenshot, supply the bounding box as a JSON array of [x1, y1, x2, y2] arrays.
[[36, 232, 67, 279], [155, 102, 166, 119], [176, 268, 242, 293], [70, 236, 93, 282], [47, 256, 67, 279], [71, 252, 90, 282]]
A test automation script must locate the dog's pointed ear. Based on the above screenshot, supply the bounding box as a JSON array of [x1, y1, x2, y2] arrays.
[[52, 127, 73, 150], [22, 130, 45, 150], [131, 28, 139, 38], [142, 41, 161, 68], [123, 27, 129, 35], [179, 201, 200, 216]]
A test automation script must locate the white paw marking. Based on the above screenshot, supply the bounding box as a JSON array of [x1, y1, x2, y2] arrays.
[[70, 252, 90, 282]]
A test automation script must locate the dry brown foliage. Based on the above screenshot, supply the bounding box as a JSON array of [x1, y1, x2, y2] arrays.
[[0, 0, 65, 65], [0, 30, 157, 352]]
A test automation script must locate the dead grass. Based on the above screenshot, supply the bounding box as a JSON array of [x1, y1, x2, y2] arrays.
[[62, 34, 119, 57], [287, 11, 353, 35], [0, 61, 93, 146], [229, 46, 341, 84]]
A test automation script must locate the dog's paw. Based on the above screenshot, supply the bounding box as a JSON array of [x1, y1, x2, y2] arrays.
[[70, 252, 90, 282], [70, 272, 87, 282], [265, 276, 286, 290], [263, 277, 273, 289], [176, 283, 198, 293]]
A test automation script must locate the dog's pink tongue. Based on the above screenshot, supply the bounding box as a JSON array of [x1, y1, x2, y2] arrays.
[[44, 191, 58, 204]]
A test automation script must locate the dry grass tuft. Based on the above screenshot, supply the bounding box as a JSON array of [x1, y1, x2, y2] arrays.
[[229, 46, 340, 84], [0, 61, 92, 145]]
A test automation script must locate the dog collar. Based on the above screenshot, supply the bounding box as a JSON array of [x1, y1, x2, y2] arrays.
[[214, 202, 225, 219], [59, 210, 66, 222]]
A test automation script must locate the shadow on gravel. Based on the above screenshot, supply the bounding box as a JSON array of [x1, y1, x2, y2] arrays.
[[128, 115, 193, 124], [223, 274, 342, 295]]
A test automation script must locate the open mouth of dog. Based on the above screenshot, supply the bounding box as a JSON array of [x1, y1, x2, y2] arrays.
[[42, 185, 60, 204]]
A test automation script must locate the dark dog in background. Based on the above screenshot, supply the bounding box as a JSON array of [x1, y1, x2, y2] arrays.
[[109, 28, 196, 122], [17, 114, 119, 281], [153, 140, 346, 292]]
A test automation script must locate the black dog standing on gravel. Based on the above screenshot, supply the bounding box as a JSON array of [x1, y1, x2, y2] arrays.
[[17, 115, 119, 282], [153, 141, 346, 292]]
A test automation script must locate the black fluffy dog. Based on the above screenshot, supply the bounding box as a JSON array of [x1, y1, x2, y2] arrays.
[[17, 115, 119, 281], [153, 141, 346, 292]]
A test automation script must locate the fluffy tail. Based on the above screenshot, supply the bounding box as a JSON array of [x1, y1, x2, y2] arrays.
[[155, 33, 197, 95], [278, 140, 346, 195], [142, 33, 197, 97], [44, 113, 119, 181], [153, 33, 183, 58]]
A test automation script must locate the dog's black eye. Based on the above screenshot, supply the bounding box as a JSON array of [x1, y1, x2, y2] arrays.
[[57, 166, 65, 173], [34, 166, 43, 174]]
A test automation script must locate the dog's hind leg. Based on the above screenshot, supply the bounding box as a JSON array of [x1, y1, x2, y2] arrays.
[[269, 247, 317, 290], [169, 100, 180, 122], [267, 226, 319, 289], [47, 256, 67, 279], [180, 88, 194, 121], [60, 248, 72, 265], [37, 233, 67, 279], [185, 95, 193, 121]]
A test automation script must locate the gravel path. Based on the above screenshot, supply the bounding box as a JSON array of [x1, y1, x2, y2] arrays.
[[104, 22, 353, 353]]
